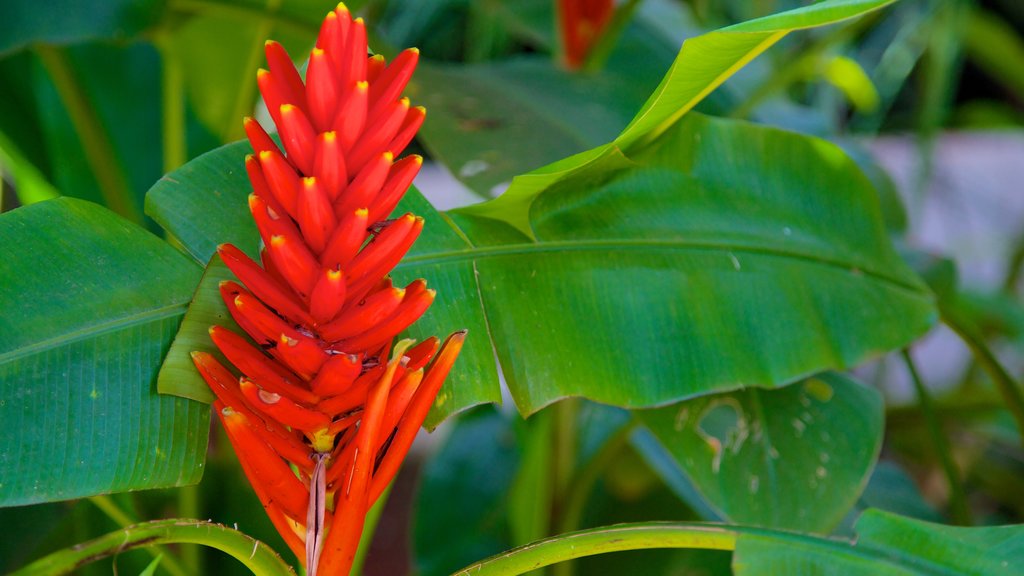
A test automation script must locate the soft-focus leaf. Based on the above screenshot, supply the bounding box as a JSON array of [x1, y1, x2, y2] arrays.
[[0, 198, 208, 506], [412, 27, 673, 197], [148, 112, 934, 425], [461, 0, 898, 235], [639, 373, 883, 532], [0, 0, 161, 55], [32, 42, 164, 225]]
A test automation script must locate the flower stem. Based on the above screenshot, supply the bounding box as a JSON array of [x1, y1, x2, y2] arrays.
[[10, 519, 296, 576], [450, 523, 736, 576], [900, 349, 972, 525]]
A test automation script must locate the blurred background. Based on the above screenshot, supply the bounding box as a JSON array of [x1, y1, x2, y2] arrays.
[[1, 1, 1022, 574]]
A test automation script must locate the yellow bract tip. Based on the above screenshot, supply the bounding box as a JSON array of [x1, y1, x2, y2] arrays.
[[327, 268, 343, 280], [383, 151, 394, 161], [413, 155, 424, 165], [303, 176, 317, 186], [356, 80, 369, 91], [258, 150, 273, 160], [322, 131, 337, 141], [336, 2, 348, 13], [312, 47, 325, 57], [280, 103, 298, 114], [409, 47, 420, 55], [355, 207, 369, 217], [270, 235, 286, 246]]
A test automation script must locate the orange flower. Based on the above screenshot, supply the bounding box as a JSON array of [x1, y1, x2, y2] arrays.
[[559, 0, 615, 69], [191, 5, 465, 575]]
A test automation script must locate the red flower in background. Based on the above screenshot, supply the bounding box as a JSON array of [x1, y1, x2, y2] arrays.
[[191, 4, 465, 574], [560, 0, 615, 69]]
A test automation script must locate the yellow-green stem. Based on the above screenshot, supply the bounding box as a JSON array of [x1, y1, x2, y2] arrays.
[[451, 523, 736, 576], [11, 519, 295, 576], [35, 46, 142, 223]]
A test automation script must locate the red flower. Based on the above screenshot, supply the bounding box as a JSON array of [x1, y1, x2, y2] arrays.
[[191, 5, 465, 574], [559, 0, 615, 69]]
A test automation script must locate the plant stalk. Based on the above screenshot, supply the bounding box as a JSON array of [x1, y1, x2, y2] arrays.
[[10, 519, 296, 576], [900, 349, 972, 525], [34, 45, 142, 223], [450, 523, 736, 576], [942, 305, 1024, 446], [88, 496, 190, 576]]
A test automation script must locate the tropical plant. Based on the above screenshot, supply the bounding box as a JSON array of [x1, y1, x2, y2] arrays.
[[1, 1, 1023, 575]]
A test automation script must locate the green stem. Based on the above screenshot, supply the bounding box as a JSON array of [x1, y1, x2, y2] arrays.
[[556, 419, 639, 536], [177, 486, 203, 572], [10, 519, 296, 576], [550, 419, 638, 576], [221, 0, 283, 143], [450, 523, 736, 576], [34, 46, 142, 223], [942, 305, 1024, 446], [88, 496, 190, 576], [900, 350, 972, 525], [156, 36, 187, 173], [582, 0, 644, 73]]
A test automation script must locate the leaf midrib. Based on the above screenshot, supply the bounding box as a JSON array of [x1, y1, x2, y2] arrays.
[[0, 303, 189, 365], [398, 237, 925, 294]]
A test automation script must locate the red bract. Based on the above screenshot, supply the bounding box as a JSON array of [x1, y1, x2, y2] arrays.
[[559, 0, 614, 69], [191, 5, 465, 575]]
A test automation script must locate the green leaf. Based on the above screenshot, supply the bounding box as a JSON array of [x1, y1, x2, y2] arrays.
[[0, 0, 161, 55], [0, 198, 208, 507], [412, 43, 670, 196], [461, 0, 898, 237], [147, 112, 934, 425], [638, 373, 883, 532]]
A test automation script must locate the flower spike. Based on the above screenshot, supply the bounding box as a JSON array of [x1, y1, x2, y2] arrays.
[[192, 7, 464, 576]]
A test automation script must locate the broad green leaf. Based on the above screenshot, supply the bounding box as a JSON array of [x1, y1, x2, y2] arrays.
[[461, 0, 897, 237], [147, 112, 934, 423], [146, 140, 258, 263], [0, 0, 161, 55], [0, 198, 208, 507], [639, 373, 883, 532]]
